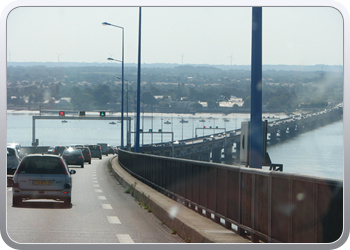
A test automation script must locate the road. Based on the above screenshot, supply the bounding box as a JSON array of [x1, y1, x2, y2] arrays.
[[6, 155, 183, 244]]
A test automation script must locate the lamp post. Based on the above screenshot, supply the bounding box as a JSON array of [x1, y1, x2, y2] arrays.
[[117, 77, 130, 150], [103, 22, 125, 149], [135, 8, 142, 153]]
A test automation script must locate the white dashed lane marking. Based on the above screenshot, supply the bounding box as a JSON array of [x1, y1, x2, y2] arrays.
[[116, 234, 134, 243], [101, 204, 112, 209], [107, 216, 121, 224], [93, 167, 134, 243]]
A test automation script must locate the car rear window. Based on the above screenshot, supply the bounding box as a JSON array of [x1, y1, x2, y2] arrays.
[[7, 148, 16, 157], [78, 148, 88, 153], [17, 156, 66, 174], [63, 149, 81, 155]]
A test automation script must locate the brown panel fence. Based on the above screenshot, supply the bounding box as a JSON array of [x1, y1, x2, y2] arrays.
[[118, 149, 343, 243]]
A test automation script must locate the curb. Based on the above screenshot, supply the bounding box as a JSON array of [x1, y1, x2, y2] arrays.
[[109, 156, 250, 244]]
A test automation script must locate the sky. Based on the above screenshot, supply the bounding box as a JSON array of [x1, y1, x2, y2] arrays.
[[5, 4, 345, 66]]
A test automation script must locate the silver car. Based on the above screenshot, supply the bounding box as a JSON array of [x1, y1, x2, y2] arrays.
[[7, 147, 21, 175], [7, 143, 23, 158], [12, 154, 76, 207]]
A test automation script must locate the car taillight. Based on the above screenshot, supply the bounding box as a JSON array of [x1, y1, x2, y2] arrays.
[[60, 159, 69, 175], [79, 156, 82, 158], [53, 150, 55, 153]]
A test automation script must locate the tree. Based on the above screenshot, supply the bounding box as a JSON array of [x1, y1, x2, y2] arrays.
[[207, 99, 219, 108], [242, 96, 251, 108], [93, 84, 113, 108], [141, 91, 157, 105], [191, 102, 203, 110]]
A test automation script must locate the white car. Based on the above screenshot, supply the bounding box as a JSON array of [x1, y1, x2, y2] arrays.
[[7, 147, 21, 175], [7, 143, 23, 158], [12, 154, 76, 207]]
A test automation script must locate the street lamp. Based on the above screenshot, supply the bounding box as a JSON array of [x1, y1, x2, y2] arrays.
[[108, 57, 121, 63], [103, 22, 125, 149], [117, 77, 130, 150]]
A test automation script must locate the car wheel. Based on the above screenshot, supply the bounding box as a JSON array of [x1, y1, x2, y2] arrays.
[[12, 197, 21, 207], [64, 198, 71, 207], [81, 163, 84, 168], [106, 154, 108, 156], [99, 156, 102, 160], [89, 161, 91, 164]]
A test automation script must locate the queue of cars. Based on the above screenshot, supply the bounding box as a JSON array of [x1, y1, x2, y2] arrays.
[[7, 142, 117, 207]]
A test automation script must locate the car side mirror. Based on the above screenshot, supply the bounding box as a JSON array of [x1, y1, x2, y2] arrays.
[[70, 170, 76, 175]]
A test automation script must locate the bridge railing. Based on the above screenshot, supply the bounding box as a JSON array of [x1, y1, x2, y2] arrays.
[[118, 149, 343, 243]]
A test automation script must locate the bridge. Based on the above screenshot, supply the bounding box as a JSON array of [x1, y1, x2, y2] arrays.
[[110, 105, 343, 243], [138, 106, 343, 166]]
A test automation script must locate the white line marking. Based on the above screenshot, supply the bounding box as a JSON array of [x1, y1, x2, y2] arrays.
[[107, 216, 121, 224], [93, 184, 100, 187], [92, 181, 98, 183], [116, 234, 134, 243], [98, 196, 106, 200], [95, 189, 102, 193], [102, 204, 112, 209]]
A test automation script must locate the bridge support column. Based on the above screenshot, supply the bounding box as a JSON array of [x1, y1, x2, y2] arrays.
[[200, 150, 211, 162], [234, 141, 240, 161], [224, 145, 233, 162], [279, 130, 287, 141], [189, 152, 200, 161], [270, 132, 278, 144], [288, 126, 296, 137], [212, 148, 222, 163]]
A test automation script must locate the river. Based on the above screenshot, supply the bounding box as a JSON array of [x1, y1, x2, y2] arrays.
[[7, 111, 343, 180]]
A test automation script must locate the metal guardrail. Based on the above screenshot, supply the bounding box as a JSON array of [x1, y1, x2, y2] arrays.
[[118, 149, 343, 243]]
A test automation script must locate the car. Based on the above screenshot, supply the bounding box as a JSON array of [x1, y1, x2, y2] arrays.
[[7, 147, 21, 175], [52, 146, 67, 156], [47, 146, 55, 154], [112, 146, 118, 154], [62, 148, 85, 168], [174, 140, 186, 146], [107, 146, 115, 155], [12, 154, 76, 207], [47, 146, 67, 155], [97, 143, 108, 156], [76, 147, 91, 164], [86, 145, 102, 159], [7, 143, 23, 158]]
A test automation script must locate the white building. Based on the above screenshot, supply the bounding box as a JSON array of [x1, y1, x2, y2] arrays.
[[219, 96, 243, 107]]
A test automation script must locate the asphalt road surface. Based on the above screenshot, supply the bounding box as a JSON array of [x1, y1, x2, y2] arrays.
[[6, 155, 183, 244]]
